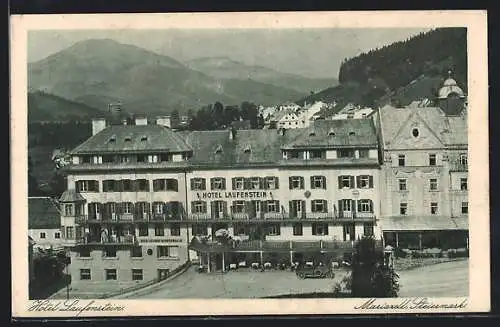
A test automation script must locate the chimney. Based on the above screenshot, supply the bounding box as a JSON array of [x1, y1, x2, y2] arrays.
[[135, 116, 148, 126], [92, 118, 107, 136], [156, 116, 171, 128]]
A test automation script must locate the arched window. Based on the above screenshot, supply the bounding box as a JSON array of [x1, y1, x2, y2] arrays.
[[459, 153, 468, 165]]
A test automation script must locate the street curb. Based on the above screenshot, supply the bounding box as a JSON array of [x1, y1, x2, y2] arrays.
[[109, 262, 193, 299]]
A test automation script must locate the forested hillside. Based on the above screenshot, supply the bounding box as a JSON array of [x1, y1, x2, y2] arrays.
[[298, 27, 467, 109]]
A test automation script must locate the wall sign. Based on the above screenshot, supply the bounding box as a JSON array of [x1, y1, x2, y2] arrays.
[[137, 237, 183, 243], [195, 191, 271, 200]]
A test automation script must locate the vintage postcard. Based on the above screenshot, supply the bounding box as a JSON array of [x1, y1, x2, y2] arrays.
[[11, 11, 490, 317]]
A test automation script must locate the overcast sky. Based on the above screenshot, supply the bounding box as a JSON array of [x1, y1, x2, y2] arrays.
[[28, 28, 431, 79]]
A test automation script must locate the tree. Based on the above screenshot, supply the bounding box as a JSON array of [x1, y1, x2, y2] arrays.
[[349, 237, 399, 298], [28, 156, 43, 196], [240, 101, 259, 129], [170, 109, 180, 128]]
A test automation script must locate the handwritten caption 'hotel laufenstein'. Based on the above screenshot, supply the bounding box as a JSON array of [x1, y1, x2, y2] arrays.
[[196, 191, 271, 200]]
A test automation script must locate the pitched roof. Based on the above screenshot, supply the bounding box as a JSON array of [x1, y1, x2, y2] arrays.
[[378, 104, 467, 148], [59, 189, 86, 202], [28, 197, 61, 229], [70, 125, 192, 154], [282, 119, 378, 149]]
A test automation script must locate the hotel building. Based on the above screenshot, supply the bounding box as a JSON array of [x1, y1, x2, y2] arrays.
[[59, 118, 383, 285]]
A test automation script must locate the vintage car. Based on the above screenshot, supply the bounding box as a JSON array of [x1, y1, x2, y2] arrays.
[[295, 263, 335, 279]]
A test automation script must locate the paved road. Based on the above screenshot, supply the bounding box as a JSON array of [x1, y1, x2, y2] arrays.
[[136, 260, 468, 299]]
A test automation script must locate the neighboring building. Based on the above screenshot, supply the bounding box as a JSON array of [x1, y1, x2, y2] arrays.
[[272, 109, 303, 129], [277, 101, 301, 112], [28, 197, 63, 251], [297, 101, 327, 128], [60, 118, 383, 283], [28, 236, 36, 286], [328, 105, 375, 120], [376, 76, 468, 250]]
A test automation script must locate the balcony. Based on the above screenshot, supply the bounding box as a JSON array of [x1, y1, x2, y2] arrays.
[[150, 212, 185, 221], [336, 212, 376, 222], [75, 234, 137, 245], [449, 163, 468, 172], [185, 211, 375, 222]]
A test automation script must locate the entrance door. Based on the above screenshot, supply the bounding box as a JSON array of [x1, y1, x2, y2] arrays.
[[343, 223, 355, 241], [340, 199, 355, 219]]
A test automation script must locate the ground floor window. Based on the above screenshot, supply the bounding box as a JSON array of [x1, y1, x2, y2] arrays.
[[131, 246, 142, 258], [154, 224, 165, 236], [80, 269, 91, 280], [132, 269, 143, 281], [312, 223, 328, 236], [363, 223, 374, 236], [293, 223, 303, 236], [192, 224, 208, 236], [157, 245, 179, 258], [138, 224, 148, 236], [267, 224, 281, 236], [462, 202, 468, 214], [105, 269, 117, 280]]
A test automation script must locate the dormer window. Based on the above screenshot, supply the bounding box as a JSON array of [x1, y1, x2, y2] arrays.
[[309, 131, 316, 136], [243, 145, 251, 154], [108, 136, 116, 143], [328, 129, 336, 136], [124, 136, 132, 142], [215, 145, 223, 154], [348, 132, 356, 136], [140, 136, 148, 142]]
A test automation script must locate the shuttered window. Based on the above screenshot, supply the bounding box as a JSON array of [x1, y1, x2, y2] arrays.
[[310, 176, 326, 189], [356, 175, 374, 189], [289, 176, 304, 189], [191, 178, 206, 191]]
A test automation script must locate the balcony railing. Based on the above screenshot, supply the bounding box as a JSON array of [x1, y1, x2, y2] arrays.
[[449, 163, 468, 172], [190, 238, 383, 252], [75, 234, 137, 245], [75, 212, 376, 223]]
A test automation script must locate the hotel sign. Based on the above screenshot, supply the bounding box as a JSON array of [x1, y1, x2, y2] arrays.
[[195, 191, 272, 199], [137, 237, 184, 243]]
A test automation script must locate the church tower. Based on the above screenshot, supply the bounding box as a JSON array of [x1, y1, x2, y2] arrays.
[[437, 70, 466, 116]]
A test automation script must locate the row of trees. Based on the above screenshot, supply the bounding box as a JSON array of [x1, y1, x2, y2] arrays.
[[172, 101, 265, 131]]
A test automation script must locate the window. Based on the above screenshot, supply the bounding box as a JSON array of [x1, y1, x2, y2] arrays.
[[192, 201, 207, 214], [429, 178, 438, 191], [136, 179, 149, 191], [104, 247, 116, 257], [153, 179, 178, 192], [338, 149, 355, 158], [461, 202, 468, 214], [170, 223, 181, 236], [311, 200, 327, 213], [312, 223, 329, 236], [66, 226, 74, 239], [39, 232, 46, 239], [460, 178, 468, 190], [250, 177, 261, 190], [289, 176, 304, 190], [152, 202, 164, 215], [132, 269, 143, 281], [103, 180, 118, 192], [54, 232, 61, 239], [357, 175, 373, 189], [293, 223, 303, 236], [358, 149, 369, 158], [131, 246, 142, 258], [105, 269, 117, 280], [154, 224, 165, 236], [211, 177, 226, 190], [358, 199, 373, 213], [233, 177, 245, 190], [339, 175, 354, 189], [266, 200, 279, 213], [363, 223, 374, 236], [192, 224, 208, 236], [75, 180, 99, 192], [311, 176, 326, 189], [119, 155, 131, 163], [309, 150, 324, 159], [122, 179, 133, 191], [191, 178, 206, 191], [232, 201, 245, 213], [398, 179, 407, 191], [157, 246, 179, 258], [412, 128, 419, 138], [267, 224, 281, 236], [429, 154, 437, 166], [138, 224, 148, 237], [430, 202, 439, 215], [289, 151, 301, 159], [459, 153, 468, 166], [64, 204, 74, 216], [265, 177, 279, 190], [121, 202, 134, 214], [79, 248, 91, 257], [400, 203, 408, 215], [80, 269, 91, 280], [398, 155, 406, 167]]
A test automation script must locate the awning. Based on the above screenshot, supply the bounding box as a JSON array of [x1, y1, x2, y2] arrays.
[[59, 189, 86, 202], [380, 216, 469, 231]]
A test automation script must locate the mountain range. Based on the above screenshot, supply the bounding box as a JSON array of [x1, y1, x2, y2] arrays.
[[28, 38, 337, 121]]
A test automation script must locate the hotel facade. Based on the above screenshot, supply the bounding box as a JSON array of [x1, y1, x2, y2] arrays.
[[59, 118, 382, 285]]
